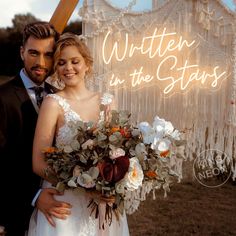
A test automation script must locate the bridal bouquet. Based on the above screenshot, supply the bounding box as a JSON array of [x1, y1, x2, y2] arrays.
[[43, 95, 186, 228]]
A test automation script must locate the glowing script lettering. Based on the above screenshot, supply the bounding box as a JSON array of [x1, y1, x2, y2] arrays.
[[155, 56, 227, 94], [109, 74, 125, 87], [102, 27, 196, 64], [102, 27, 228, 95]]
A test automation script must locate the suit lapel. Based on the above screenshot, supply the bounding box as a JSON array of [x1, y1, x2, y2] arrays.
[[12, 75, 58, 115], [13, 75, 29, 101], [12, 75, 37, 116]]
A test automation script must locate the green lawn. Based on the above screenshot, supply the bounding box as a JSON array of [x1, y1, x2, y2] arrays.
[[128, 161, 236, 236]]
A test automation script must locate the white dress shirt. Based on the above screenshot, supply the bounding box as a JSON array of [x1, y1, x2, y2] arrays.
[[20, 69, 45, 113]]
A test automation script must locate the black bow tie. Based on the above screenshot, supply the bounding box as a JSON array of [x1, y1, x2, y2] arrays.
[[30, 86, 44, 107]]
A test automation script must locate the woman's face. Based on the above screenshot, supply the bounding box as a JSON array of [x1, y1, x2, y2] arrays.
[[56, 45, 88, 87]]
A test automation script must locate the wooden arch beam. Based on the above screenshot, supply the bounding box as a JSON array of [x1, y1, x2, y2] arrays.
[[50, 0, 79, 34]]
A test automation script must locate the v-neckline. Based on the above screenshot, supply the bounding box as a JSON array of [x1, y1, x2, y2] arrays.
[[55, 93, 101, 123]]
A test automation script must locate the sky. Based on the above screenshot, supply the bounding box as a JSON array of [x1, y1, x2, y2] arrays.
[[0, 0, 235, 28]]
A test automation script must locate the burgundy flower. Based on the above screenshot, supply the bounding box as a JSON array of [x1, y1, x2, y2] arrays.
[[98, 156, 130, 183]]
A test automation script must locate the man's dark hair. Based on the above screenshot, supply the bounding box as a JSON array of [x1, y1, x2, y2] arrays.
[[22, 21, 59, 46]]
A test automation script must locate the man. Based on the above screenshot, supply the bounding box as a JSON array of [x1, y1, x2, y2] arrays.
[[0, 21, 71, 236]]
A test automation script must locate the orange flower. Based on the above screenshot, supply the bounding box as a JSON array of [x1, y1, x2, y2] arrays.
[[160, 150, 170, 157], [110, 127, 120, 134], [43, 147, 57, 153], [145, 170, 157, 179]]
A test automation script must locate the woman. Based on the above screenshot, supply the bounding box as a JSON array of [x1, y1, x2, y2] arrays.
[[28, 33, 129, 236]]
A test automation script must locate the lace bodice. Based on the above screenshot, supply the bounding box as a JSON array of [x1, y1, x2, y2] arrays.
[[47, 94, 83, 148], [47, 93, 113, 149]]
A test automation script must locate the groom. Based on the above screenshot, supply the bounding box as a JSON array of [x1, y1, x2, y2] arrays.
[[0, 21, 71, 236]]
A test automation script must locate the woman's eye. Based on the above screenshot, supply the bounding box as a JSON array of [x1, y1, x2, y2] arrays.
[[58, 61, 65, 66], [72, 60, 79, 64]]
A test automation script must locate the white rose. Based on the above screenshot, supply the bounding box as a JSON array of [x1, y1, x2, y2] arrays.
[[164, 121, 174, 135], [152, 116, 166, 133], [109, 148, 125, 159], [138, 122, 155, 144], [151, 138, 171, 152], [157, 138, 171, 152], [125, 157, 144, 191], [138, 122, 152, 135]]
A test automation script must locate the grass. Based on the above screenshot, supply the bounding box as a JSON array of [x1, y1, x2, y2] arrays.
[[128, 161, 236, 236]]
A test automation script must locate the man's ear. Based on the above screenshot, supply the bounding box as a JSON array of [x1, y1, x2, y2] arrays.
[[20, 46, 24, 61]]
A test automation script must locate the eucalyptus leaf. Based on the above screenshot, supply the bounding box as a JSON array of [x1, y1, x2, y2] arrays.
[[59, 171, 70, 180], [63, 145, 73, 153], [70, 140, 80, 150], [86, 121, 94, 129], [75, 120, 85, 129], [131, 129, 140, 137], [68, 179, 77, 187], [88, 166, 99, 179], [97, 132, 107, 142], [56, 182, 66, 192], [80, 155, 87, 164], [109, 134, 118, 143], [93, 150, 99, 158]]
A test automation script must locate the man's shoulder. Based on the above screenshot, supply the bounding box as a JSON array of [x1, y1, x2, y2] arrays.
[[0, 75, 21, 96]]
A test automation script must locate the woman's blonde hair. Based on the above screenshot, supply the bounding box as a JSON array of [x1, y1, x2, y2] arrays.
[[53, 32, 93, 76]]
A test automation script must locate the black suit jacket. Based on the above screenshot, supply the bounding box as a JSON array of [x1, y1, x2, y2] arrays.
[[0, 75, 55, 236]]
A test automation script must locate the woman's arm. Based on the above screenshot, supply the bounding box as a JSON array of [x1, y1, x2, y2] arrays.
[[32, 97, 60, 181]]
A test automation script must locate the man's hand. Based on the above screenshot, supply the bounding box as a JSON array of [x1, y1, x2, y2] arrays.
[[36, 188, 72, 227]]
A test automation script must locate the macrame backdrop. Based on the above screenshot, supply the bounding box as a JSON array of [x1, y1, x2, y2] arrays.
[[78, 0, 236, 179]]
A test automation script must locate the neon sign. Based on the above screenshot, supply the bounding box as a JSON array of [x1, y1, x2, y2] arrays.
[[102, 27, 228, 95]]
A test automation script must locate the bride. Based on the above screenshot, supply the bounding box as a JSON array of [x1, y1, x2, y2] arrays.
[[28, 32, 129, 236]]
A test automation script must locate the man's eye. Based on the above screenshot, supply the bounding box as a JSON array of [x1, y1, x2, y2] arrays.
[[29, 51, 38, 57], [45, 53, 53, 58]]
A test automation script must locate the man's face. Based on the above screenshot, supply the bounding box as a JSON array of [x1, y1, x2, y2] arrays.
[[20, 36, 55, 85]]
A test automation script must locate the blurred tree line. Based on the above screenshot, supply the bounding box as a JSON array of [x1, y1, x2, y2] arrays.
[[0, 13, 82, 76]]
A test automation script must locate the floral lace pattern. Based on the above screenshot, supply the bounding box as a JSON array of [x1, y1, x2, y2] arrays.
[[47, 94, 82, 149], [47, 93, 113, 148]]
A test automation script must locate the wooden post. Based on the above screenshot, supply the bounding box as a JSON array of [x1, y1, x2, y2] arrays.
[[49, 0, 79, 34]]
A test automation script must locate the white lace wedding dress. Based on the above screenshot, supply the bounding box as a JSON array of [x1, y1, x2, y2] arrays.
[[28, 94, 130, 236]]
